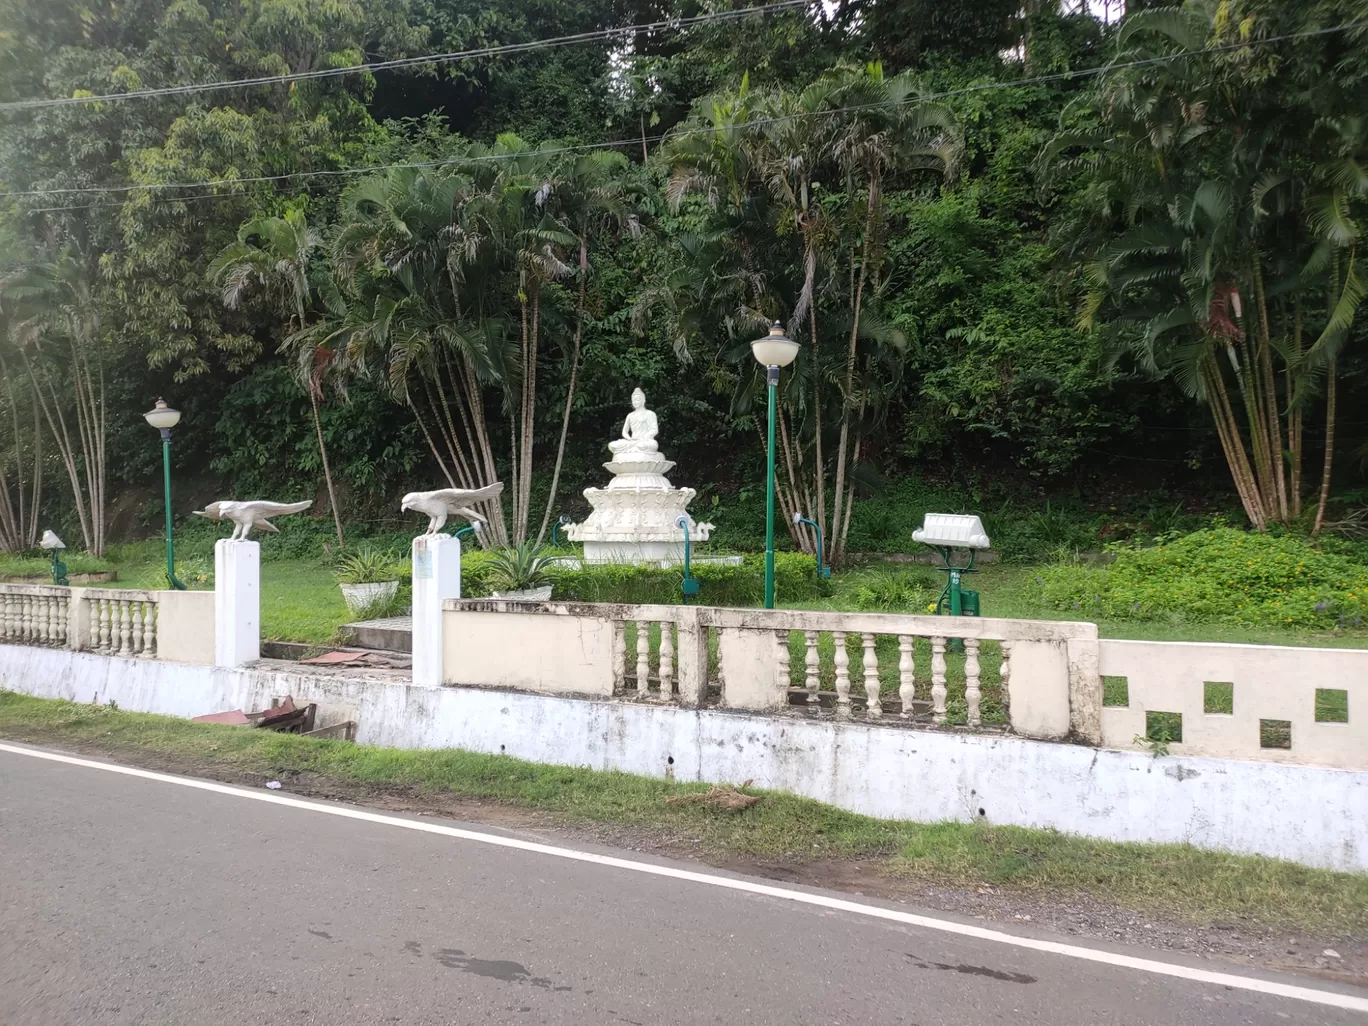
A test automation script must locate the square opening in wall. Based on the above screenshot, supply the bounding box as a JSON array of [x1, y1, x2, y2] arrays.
[[1102, 675, 1129, 707], [1315, 688, 1349, 723], [1259, 719, 1292, 749], [1145, 711, 1183, 743], [1203, 681, 1234, 715]]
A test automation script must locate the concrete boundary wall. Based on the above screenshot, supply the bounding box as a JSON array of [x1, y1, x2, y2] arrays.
[[1, 642, 1364, 873], [1099, 639, 1368, 770]]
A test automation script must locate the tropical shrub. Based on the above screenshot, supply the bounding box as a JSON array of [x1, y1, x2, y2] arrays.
[[1039, 528, 1368, 629]]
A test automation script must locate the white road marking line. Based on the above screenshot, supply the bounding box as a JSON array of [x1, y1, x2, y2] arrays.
[[2, 740, 1364, 1013]]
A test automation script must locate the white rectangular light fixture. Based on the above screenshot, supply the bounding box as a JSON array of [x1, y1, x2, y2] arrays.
[[912, 513, 991, 550]]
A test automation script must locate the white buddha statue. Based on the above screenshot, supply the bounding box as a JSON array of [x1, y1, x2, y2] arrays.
[[608, 388, 660, 460]]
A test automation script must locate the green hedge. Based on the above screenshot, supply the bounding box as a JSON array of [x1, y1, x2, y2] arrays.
[[460, 551, 823, 607], [1039, 528, 1368, 629]]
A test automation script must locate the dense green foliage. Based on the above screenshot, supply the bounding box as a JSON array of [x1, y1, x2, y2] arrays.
[[1040, 527, 1368, 629], [1, 0, 1366, 560]]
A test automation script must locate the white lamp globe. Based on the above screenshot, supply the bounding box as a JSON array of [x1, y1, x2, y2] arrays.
[[751, 322, 800, 369], [143, 398, 182, 431]]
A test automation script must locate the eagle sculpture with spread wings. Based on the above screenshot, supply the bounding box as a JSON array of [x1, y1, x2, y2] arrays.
[[193, 499, 313, 540], [401, 482, 505, 535]]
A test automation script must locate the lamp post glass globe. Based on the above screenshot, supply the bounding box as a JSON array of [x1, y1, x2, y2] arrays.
[[143, 398, 181, 432], [752, 322, 797, 610], [145, 398, 186, 590], [750, 321, 800, 369]]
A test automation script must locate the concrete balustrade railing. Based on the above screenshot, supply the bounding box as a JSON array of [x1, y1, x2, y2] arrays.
[[0, 583, 73, 648], [0, 582, 215, 665], [443, 600, 1099, 741]]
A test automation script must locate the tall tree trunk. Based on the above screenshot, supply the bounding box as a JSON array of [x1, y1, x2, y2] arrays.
[[1205, 355, 1267, 531], [536, 237, 589, 548], [1313, 358, 1337, 537], [1252, 260, 1288, 522], [309, 389, 345, 547], [829, 178, 878, 565]]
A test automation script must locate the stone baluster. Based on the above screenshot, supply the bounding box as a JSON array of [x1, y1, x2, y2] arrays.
[[141, 602, 158, 660], [98, 599, 112, 653], [833, 631, 851, 720], [931, 637, 948, 725], [54, 596, 67, 646], [998, 642, 1011, 724], [658, 622, 674, 700], [48, 596, 62, 645], [37, 596, 50, 644], [898, 635, 916, 718], [862, 633, 881, 719], [635, 620, 650, 694], [118, 600, 133, 657], [22, 594, 33, 642], [964, 637, 982, 728], [775, 630, 790, 695], [613, 621, 627, 690], [804, 631, 820, 706], [130, 602, 145, 656], [1, 591, 12, 640]]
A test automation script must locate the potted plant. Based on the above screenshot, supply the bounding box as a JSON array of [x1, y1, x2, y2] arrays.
[[487, 543, 557, 601], [334, 548, 402, 615]]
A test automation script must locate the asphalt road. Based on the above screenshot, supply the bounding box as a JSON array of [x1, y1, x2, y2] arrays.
[[0, 744, 1363, 1026]]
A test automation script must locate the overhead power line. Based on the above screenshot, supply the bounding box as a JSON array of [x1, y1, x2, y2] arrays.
[[0, 0, 812, 113], [6, 16, 1365, 207]]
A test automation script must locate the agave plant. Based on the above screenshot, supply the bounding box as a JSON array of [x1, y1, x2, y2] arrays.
[[333, 547, 402, 585], [485, 543, 558, 593]]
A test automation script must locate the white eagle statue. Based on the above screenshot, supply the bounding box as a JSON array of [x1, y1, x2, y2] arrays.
[[401, 482, 504, 535], [193, 499, 313, 540]]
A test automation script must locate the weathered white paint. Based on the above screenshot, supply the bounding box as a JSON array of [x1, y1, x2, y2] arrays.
[[213, 539, 258, 667], [1099, 638, 1368, 770], [441, 601, 1101, 739], [412, 533, 460, 688], [156, 590, 215, 666], [2, 642, 1364, 873], [444, 608, 616, 697]]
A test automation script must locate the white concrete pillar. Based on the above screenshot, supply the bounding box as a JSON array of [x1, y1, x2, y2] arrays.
[[412, 533, 461, 688], [215, 539, 260, 667]]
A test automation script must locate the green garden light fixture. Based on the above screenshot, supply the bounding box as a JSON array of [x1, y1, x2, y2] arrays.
[[676, 516, 699, 603], [144, 399, 186, 590], [453, 521, 482, 543], [792, 512, 832, 581], [751, 322, 800, 610], [551, 514, 573, 548]]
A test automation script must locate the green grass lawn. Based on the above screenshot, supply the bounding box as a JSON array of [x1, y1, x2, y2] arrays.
[[1, 691, 1363, 933]]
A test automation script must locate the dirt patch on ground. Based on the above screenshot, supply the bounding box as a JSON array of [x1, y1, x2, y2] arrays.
[[9, 731, 1365, 988]]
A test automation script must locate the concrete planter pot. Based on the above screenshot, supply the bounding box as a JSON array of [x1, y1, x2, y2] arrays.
[[339, 580, 399, 615], [490, 585, 554, 602]]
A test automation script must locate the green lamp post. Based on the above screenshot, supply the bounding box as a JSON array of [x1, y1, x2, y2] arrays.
[[144, 398, 186, 591], [750, 322, 800, 610]]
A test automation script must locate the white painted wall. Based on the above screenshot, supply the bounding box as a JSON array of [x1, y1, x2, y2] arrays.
[[1099, 639, 1368, 770], [156, 590, 215, 666], [1, 642, 1364, 873]]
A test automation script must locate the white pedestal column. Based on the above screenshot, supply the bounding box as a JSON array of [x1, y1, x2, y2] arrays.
[[412, 534, 461, 688], [214, 539, 260, 667]]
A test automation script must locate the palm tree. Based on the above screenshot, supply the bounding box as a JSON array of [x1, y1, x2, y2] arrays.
[[1044, 1, 1368, 531], [824, 63, 961, 559], [6, 242, 109, 554], [209, 207, 345, 546], [534, 150, 644, 547]]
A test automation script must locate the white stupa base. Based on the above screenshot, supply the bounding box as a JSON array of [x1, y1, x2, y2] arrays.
[[581, 538, 709, 567]]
